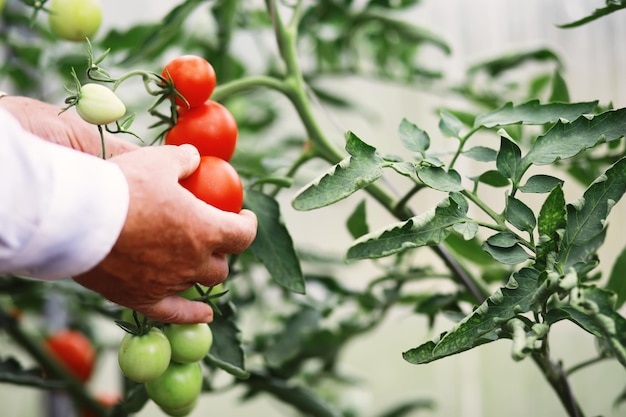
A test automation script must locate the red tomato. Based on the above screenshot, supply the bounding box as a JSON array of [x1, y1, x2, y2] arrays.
[[181, 156, 244, 213], [80, 391, 121, 417], [45, 329, 96, 382], [165, 100, 238, 161], [162, 55, 216, 109]]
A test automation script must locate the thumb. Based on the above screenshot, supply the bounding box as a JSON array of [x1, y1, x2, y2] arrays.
[[168, 144, 201, 180], [140, 296, 214, 324]]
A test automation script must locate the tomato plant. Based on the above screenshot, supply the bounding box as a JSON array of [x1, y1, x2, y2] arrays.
[[164, 323, 213, 364], [180, 155, 243, 213], [145, 361, 203, 412], [74, 83, 126, 125], [45, 329, 95, 382], [47, 0, 102, 42], [165, 100, 238, 161], [117, 327, 171, 383], [162, 55, 217, 109]]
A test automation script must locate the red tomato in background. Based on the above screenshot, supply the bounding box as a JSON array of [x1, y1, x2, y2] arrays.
[[181, 156, 243, 213], [162, 55, 216, 109], [80, 391, 121, 417], [45, 329, 96, 382], [165, 100, 238, 161]]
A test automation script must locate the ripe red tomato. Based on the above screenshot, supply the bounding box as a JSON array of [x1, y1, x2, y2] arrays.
[[181, 156, 243, 213], [80, 391, 121, 417], [162, 55, 216, 109], [45, 329, 96, 382], [165, 100, 238, 161]]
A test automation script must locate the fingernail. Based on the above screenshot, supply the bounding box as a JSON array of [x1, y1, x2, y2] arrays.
[[180, 144, 199, 156]]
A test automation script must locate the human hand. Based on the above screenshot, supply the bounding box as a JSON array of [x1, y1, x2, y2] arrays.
[[73, 144, 258, 324], [0, 95, 137, 157]]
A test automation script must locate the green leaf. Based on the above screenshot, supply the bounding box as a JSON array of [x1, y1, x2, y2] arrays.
[[207, 301, 249, 379], [536, 185, 567, 269], [486, 232, 519, 248], [463, 146, 497, 162], [438, 111, 464, 138], [549, 70, 570, 102], [444, 233, 500, 266], [292, 132, 385, 210], [468, 48, 562, 78], [496, 137, 523, 181], [519, 175, 564, 193], [474, 100, 597, 128], [417, 166, 463, 192], [560, 158, 626, 268], [347, 196, 469, 260], [482, 241, 532, 265], [246, 190, 305, 293], [506, 196, 536, 233], [523, 108, 626, 167], [472, 170, 510, 188], [605, 245, 626, 309], [558, 2, 626, 28], [404, 268, 541, 364], [452, 222, 478, 241], [399, 118, 429, 154], [347, 200, 369, 239]]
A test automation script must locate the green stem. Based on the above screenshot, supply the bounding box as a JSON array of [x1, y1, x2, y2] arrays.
[[462, 189, 506, 226], [211, 75, 290, 101], [449, 126, 481, 170], [0, 309, 108, 417]]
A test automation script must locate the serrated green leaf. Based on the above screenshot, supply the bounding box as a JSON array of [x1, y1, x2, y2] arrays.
[[506, 196, 536, 233], [482, 241, 532, 265], [605, 245, 626, 309], [474, 100, 596, 128], [560, 158, 626, 268], [388, 161, 418, 181], [246, 190, 305, 293], [519, 175, 564, 193], [399, 118, 429, 154], [523, 109, 626, 167], [438, 111, 464, 138], [292, 132, 385, 210], [347, 200, 369, 239], [207, 301, 249, 379], [405, 268, 540, 363], [347, 196, 469, 260], [463, 146, 497, 162], [417, 166, 463, 192], [496, 137, 523, 181]]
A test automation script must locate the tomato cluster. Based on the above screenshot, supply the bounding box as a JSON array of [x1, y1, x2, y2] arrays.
[[117, 318, 213, 416], [161, 55, 244, 213]]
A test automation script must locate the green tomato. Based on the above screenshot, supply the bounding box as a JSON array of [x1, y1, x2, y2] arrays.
[[76, 83, 126, 125], [177, 283, 224, 300], [48, 0, 102, 42], [146, 362, 203, 411], [159, 398, 198, 417], [118, 328, 171, 383], [164, 324, 213, 363]]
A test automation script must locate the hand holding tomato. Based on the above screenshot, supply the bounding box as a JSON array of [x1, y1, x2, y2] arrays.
[[73, 144, 257, 324]]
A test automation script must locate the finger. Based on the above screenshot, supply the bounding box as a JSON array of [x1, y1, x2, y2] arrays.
[[208, 209, 258, 254], [160, 144, 201, 180], [140, 296, 214, 324]]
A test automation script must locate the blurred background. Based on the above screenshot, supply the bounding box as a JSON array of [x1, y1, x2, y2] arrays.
[[1, 0, 625, 416]]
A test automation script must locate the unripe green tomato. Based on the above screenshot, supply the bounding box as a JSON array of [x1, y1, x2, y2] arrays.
[[164, 323, 213, 363], [117, 328, 171, 383], [177, 283, 224, 300], [0, 0, 6, 13], [159, 398, 198, 417], [76, 83, 126, 125], [48, 0, 102, 42], [146, 362, 203, 411]]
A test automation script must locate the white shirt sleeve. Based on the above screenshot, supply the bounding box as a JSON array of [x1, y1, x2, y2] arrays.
[[0, 107, 130, 280]]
